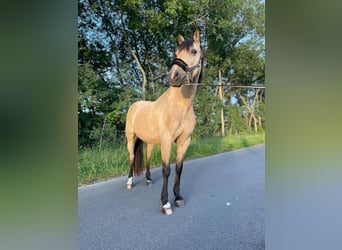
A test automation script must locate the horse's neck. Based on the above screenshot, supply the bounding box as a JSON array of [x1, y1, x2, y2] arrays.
[[169, 84, 197, 109], [182, 84, 198, 102]]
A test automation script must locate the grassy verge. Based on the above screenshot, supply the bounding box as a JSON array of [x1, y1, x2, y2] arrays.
[[78, 132, 265, 185]]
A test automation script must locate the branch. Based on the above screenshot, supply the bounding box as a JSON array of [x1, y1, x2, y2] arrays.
[[119, 11, 147, 98], [130, 48, 147, 95]]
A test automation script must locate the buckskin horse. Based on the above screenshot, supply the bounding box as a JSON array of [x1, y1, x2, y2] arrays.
[[125, 29, 204, 215]]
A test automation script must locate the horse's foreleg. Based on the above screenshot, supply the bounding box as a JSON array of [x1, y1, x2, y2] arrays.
[[173, 137, 191, 207], [160, 141, 172, 215], [145, 143, 154, 185]]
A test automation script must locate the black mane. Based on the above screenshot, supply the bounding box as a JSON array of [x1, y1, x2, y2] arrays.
[[177, 39, 194, 52]]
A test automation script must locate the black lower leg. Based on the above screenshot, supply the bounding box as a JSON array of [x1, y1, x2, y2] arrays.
[[145, 163, 151, 181], [173, 162, 183, 201], [161, 163, 170, 205]]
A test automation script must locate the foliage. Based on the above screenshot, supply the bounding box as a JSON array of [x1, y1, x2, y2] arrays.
[[227, 104, 248, 134], [78, 0, 265, 147], [193, 87, 222, 138]]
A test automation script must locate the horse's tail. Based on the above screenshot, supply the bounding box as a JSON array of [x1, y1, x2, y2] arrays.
[[133, 138, 144, 176]]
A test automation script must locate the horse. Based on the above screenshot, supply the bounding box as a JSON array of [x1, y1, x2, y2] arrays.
[[125, 29, 204, 215]]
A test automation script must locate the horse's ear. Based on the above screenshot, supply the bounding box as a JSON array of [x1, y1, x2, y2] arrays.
[[194, 29, 200, 43], [177, 34, 185, 45]]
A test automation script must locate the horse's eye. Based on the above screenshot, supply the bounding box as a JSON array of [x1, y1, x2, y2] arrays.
[[191, 49, 197, 55]]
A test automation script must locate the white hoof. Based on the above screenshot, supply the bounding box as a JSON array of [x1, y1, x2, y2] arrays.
[[126, 177, 133, 189], [162, 202, 173, 215]]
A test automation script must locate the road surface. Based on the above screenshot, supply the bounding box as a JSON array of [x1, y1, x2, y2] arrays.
[[78, 144, 264, 250]]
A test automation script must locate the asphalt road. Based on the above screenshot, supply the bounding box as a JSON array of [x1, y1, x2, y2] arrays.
[[78, 144, 265, 250]]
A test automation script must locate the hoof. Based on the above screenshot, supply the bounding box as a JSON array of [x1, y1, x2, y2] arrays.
[[146, 179, 152, 186], [162, 202, 173, 215], [175, 199, 184, 207], [162, 207, 173, 215], [126, 177, 133, 189]]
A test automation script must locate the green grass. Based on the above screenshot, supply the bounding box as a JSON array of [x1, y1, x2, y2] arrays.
[[78, 133, 265, 185]]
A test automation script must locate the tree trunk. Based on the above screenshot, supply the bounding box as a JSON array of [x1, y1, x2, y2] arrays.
[[218, 70, 225, 137], [239, 93, 252, 131], [239, 89, 261, 133], [99, 116, 107, 151]]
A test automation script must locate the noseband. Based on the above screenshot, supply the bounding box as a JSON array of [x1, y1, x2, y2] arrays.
[[171, 55, 203, 83]]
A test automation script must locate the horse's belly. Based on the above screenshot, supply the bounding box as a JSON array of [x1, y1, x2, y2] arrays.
[[135, 125, 161, 144]]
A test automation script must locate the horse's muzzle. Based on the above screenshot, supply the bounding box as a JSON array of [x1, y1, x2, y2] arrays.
[[169, 67, 188, 87]]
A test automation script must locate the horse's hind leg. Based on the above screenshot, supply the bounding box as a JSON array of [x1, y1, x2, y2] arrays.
[[145, 143, 154, 185], [173, 137, 191, 207], [126, 136, 136, 189]]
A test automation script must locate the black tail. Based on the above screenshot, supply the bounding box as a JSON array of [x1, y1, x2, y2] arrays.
[[133, 138, 144, 176]]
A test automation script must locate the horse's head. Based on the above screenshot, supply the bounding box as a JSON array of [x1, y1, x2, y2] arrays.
[[169, 29, 203, 87]]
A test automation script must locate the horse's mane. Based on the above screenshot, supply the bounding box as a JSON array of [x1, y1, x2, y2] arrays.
[[198, 57, 204, 84], [177, 39, 195, 52]]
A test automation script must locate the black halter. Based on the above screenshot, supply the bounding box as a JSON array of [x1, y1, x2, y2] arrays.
[[171, 55, 203, 83], [171, 58, 197, 74]]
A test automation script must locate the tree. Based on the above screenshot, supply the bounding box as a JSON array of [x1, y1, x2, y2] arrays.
[[239, 88, 264, 132], [78, 0, 265, 147], [193, 87, 222, 138], [227, 104, 248, 134]]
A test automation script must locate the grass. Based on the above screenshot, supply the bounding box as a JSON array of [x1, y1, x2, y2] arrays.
[[78, 132, 265, 185]]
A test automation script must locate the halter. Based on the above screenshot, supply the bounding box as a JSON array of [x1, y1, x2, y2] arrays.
[[171, 54, 203, 83]]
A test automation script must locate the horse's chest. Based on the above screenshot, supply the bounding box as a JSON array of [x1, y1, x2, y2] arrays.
[[165, 110, 194, 137]]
